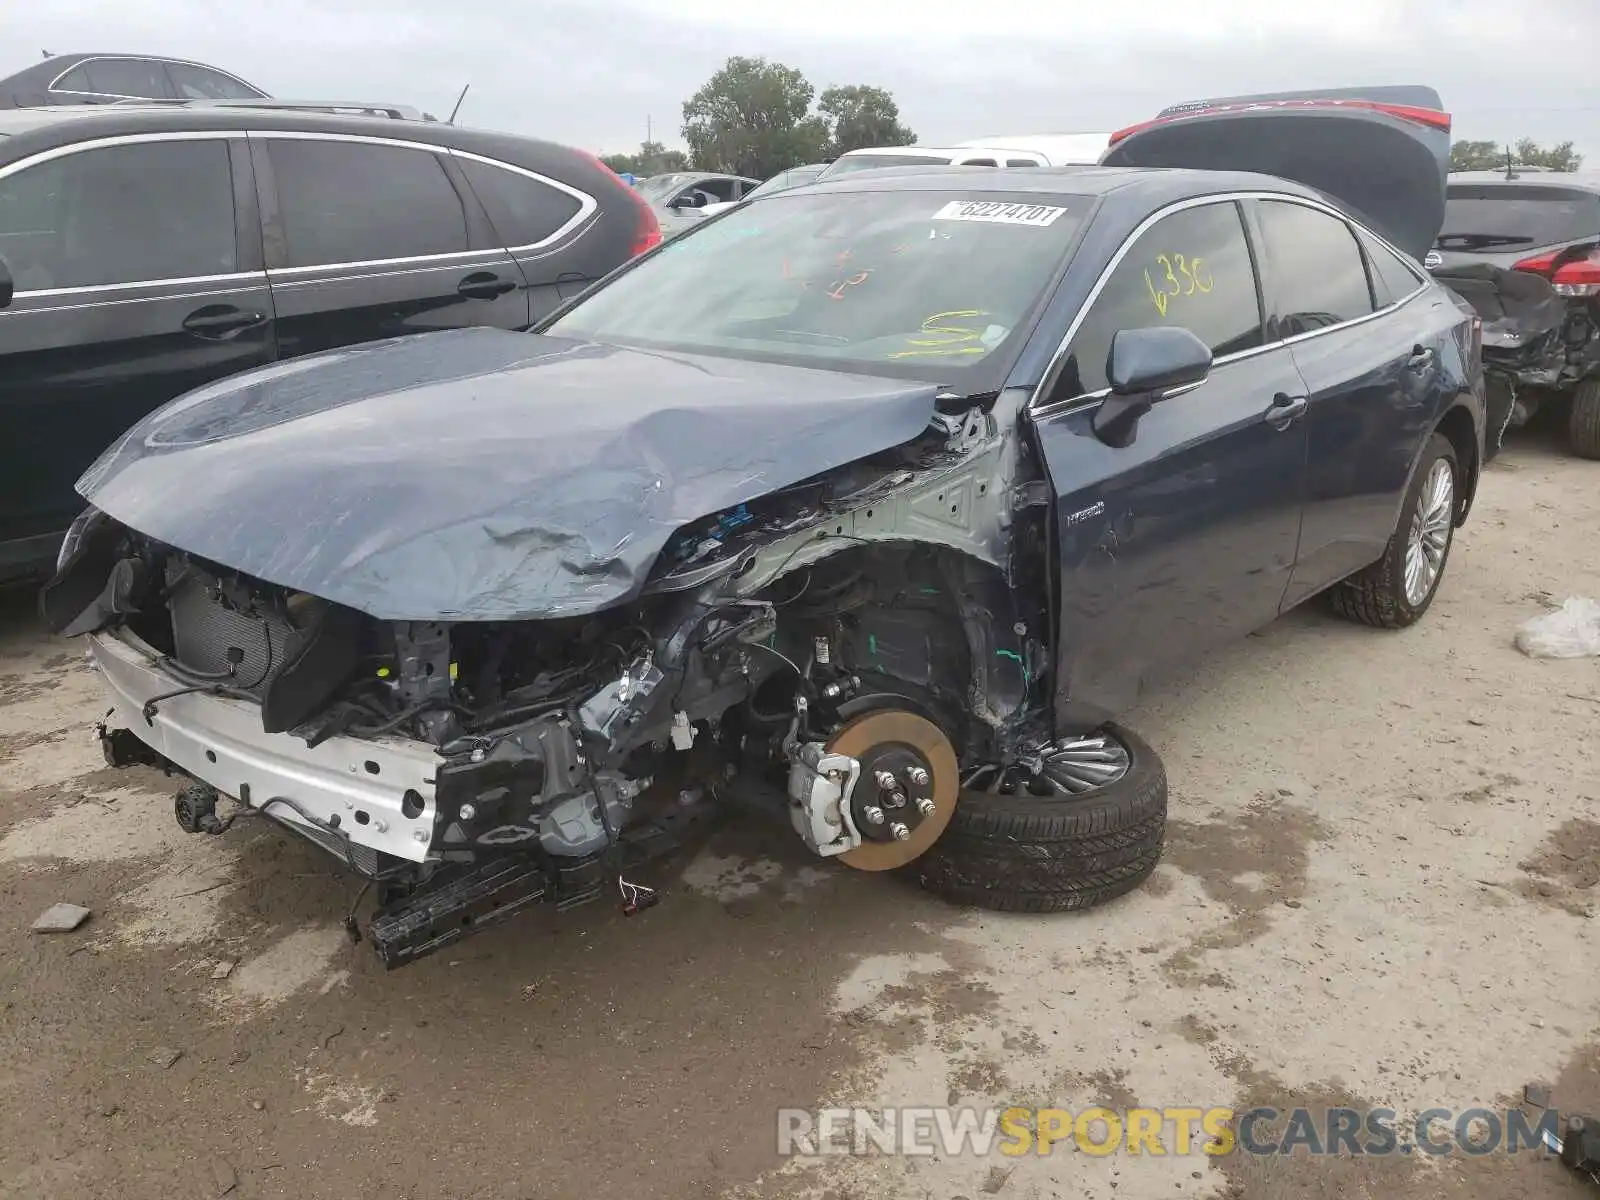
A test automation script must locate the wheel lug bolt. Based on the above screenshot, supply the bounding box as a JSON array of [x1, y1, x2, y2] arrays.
[[916, 796, 935, 816], [907, 766, 930, 787], [889, 822, 911, 841], [874, 770, 897, 790], [862, 805, 885, 825]]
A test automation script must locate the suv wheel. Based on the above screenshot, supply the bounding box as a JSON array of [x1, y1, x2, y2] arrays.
[[1329, 433, 1458, 629], [1568, 379, 1600, 460]]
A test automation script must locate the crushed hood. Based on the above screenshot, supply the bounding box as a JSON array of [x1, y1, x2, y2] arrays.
[[1101, 85, 1451, 262], [76, 328, 941, 621]]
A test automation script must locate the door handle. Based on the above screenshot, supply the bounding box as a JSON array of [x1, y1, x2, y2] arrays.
[[1407, 344, 1436, 371], [457, 272, 518, 300], [181, 304, 267, 340], [1263, 393, 1308, 430]]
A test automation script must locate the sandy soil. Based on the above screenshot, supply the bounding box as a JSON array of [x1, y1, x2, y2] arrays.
[[1, 427, 1597, 1200]]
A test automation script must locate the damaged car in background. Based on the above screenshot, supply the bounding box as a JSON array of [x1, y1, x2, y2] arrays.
[[1427, 169, 1600, 458], [44, 86, 1486, 969]]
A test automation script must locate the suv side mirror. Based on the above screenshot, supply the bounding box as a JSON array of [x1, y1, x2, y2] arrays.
[[669, 193, 699, 209], [0, 254, 12, 310], [1092, 326, 1212, 447]]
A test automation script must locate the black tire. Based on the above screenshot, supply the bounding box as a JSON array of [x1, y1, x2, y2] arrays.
[[1568, 379, 1600, 460], [1328, 432, 1458, 630], [916, 723, 1167, 913]]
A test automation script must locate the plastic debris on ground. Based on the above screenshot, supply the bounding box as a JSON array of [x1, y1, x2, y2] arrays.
[[30, 902, 92, 932], [1514, 596, 1600, 659]]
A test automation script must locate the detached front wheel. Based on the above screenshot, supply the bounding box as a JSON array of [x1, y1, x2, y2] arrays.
[[916, 724, 1167, 913]]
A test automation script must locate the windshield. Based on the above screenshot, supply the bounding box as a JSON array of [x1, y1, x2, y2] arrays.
[[745, 165, 826, 201], [546, 189, 1091, 387], [635, 174, 695, 202], [819, 153, 955, 179], [1438, 186, 1600, 250]]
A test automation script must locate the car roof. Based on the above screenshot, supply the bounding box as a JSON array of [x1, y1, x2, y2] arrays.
[[0, 103, 579, 164], [1446, 171, 1600, 193], [0, 53, 254, 90], [839, 146, 968, 158], [803, 163, 1326, 206]]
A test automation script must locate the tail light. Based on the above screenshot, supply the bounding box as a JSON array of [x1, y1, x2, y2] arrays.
[[585, 152, 662, 258], [1513, 246, 1600, 298], [628, 199, 662, 257]]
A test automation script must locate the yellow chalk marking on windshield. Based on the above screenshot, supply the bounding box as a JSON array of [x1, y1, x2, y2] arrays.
[[888, 309, 991, 358]]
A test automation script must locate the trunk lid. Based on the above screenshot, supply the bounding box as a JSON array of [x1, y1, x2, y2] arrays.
[[1099, 85, 1451, 262], [75, 327, 941, 622]]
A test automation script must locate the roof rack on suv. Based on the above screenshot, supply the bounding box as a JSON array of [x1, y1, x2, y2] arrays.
[[108, 97, 431, 121]]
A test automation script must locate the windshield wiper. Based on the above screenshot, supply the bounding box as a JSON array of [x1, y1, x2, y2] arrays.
[[1434, 233, 1536, 250]]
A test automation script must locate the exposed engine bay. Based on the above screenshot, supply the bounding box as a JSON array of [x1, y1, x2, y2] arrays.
[[45, 408, 1055, 969]]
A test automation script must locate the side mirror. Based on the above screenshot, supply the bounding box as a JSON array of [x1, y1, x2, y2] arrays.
[[0, 254, 12, 310], [1092, 326, 1212, 447], [669, 194, 699, 209]]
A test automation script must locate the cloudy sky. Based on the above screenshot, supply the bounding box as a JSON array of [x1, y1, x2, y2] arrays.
[[6, 0, 1598, 163]]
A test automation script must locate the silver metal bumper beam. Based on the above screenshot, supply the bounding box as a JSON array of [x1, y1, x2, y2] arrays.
[[87, 628, 441, 863]]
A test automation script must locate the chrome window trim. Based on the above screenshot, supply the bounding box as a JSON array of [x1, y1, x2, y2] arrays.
[[1028, 190, 1432, 419], [0, 132, 247, 297], [0, 129, 598, 291], [48, 55, 265, 99], [2, 275, 271, 308], [255, 132, 599, 271]]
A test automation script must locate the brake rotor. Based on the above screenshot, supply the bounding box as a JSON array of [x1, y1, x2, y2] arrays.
[[829, 710, 959, 871]]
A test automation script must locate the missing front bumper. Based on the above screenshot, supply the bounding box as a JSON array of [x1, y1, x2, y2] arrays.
[[87, 628, 442, 867]]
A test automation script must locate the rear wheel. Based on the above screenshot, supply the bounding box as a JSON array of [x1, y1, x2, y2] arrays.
[[1568, 379, 1600, 460], [916, 724, 1167, 913], [1328, 433, 1458, 629]]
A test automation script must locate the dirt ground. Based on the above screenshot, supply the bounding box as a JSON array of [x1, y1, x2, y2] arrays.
[[2, 427, 1598, 1200]]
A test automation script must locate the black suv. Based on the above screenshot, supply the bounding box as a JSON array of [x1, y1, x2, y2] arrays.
[[0, 101, 662, 579], [1430, 171, 1600, 456], [0, 54, 267, 107]]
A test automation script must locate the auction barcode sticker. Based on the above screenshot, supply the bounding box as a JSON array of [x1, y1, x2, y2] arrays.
[[931, 200, 1067, 227]]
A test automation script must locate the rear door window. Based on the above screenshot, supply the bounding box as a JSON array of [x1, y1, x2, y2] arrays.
[[166, 63, 262, 100], [83, 58, 175, 99], [267, 139, 469, 267], [1006, 158, 1041, 167], [456, 157, 584, 248], [1438, 185, 1600, 251], [0, 139, 237, 290], [1253, 200, 1374, 337], [1062, 200, 1264, 397], [1361, 233, 1424, 307]]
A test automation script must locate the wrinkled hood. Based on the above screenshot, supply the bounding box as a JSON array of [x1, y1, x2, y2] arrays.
[[77, 328, 940, 621], [1101, 85, 1451, 262]]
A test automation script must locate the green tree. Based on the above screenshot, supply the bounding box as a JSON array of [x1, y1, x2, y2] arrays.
[[681, 56, 831, 177], [818, 84, 916, 155], [1515, 138, 1582, 172], [1450, 138, 1583, 172], [600, 140, 689, 176]]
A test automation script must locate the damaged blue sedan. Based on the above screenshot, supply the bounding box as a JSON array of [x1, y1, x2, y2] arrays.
[[43, 87, 1486, 967]]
